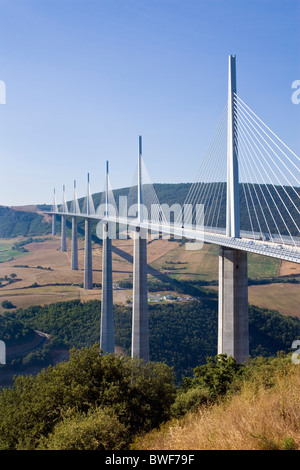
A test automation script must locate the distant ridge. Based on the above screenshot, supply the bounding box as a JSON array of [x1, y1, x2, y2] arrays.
[[0, 206, 51, 238], [1, 182, 299, 239]]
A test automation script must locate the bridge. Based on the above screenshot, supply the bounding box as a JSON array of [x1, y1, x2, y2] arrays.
[[46, 55, 300, 364]]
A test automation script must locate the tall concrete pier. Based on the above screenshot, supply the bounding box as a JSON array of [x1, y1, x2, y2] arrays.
[[71, 181, 78, 270], [100, 223, 114, 353], [218, 247, 249, 362], [84, 218, 93, 289], [61, 215, 67, 252], [131, 136, 149, 361], [132, 227, 149, 361], [71, 216, 78, 270], [218, 55, 249, 363], [100, 162, 115, 354], [52, 215, 57, 236], [84, 174, 93, 289], [61, 185, 67, 252], [52, 188, 57, 236]]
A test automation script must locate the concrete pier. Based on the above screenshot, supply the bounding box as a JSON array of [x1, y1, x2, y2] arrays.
[[100, 223, 114, 354], [131, 227, 149, 362], [61, 215, 67, 252], [84, 218, 93, 289], [71, 216, 78, 270], [218, 247, 249, 363], [52, 214, 57, 236]]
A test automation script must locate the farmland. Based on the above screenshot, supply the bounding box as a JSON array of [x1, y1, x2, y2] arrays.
[[0, 235, 299, 318]]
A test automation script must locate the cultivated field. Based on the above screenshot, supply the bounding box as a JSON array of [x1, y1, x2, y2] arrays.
[[0, 236, 299, 318], [0, 236, 180, 314]]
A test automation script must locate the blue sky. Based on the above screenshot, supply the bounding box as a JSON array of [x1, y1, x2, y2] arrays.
[[0, 0, 299, 206]]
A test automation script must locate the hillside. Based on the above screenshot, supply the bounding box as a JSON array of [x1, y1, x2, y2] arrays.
[[0, 345, 299, 450], [1, 181, 299, 239], [1, 296, 300, 387], [133, 354, 300, 451], [0, 206, 51, 238]]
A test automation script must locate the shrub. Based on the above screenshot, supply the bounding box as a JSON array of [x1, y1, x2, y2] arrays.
[[0, 345, 176, 450], [2, 300, 16, 309], [40, 407, 129, 450], [171, 387, 212, 419]]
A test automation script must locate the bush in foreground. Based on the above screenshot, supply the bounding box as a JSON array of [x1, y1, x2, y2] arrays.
[[0, 345, 176, 450]]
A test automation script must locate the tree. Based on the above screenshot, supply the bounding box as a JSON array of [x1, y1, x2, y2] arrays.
[[1, 300, 16, 309], [0, 345, 176, 450], [182, 354, 244, 398], [40, 407, 129, 450]]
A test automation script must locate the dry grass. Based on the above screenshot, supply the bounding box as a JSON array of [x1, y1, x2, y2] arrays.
[[279, 260, 300, 277], [248, 283, 300, 318], [135, 364, 300, 450]]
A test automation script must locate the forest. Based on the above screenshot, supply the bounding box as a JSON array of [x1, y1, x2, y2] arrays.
[[1, 295, 299, 381]]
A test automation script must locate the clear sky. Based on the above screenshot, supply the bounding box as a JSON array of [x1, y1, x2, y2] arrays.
[[0, 0, 299, 207]]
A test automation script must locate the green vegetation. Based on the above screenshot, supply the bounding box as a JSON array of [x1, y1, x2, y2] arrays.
[[1, 300, 16, 309], [0, 207, 51, 238], [0, 345, 176, 450], [0, 236, 52, 263], [0, 292, 299, 450], [1, 182, 299, 240], [0, 241, 29, 263], [0, 273, 21, 287], [12, 237, 52, 247], [0, 313, 35, 344], [0, 348, 298, 450], [151, 242, 281, 282], [1, 296, 300, 381], [133, 353, 300, 451], [247, 252, 280, 279]]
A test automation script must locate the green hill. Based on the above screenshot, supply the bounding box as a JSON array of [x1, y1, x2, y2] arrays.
[[1, 181, 298, 239], [0, 206, 51, 238]]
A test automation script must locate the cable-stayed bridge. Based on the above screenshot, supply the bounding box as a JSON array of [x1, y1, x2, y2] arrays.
[[46, 55, 300, 364]]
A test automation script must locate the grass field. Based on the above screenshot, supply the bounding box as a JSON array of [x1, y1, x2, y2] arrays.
[[150, 243, 219, 281], [150, 242, 281, 281], [0, 239, 30, 263]]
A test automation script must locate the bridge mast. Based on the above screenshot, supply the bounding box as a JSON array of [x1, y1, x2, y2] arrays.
[[218, 55, 249, 364], [84, 173, 93, 289], [52, 188, 57, 236], [61, 185, 67, 252], [226, 54, 240, 238], [138, 135, 143, 222], [100, 161, 115, 354], [132, 135, 149, 361], [71, 180, 78, 270]]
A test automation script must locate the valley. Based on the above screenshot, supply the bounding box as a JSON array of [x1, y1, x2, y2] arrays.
[[0, 234, 299, 318]]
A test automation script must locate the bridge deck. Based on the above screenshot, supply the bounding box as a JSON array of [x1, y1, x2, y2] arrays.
[[47, 211, 300, 264]]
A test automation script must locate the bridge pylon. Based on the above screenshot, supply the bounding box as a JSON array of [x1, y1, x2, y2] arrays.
[[61, 185, 67, 252], [52, 188, 57, 236], [131, 136, 149, 362], [71, 180, 79, 270], [218, 55, 249, 363], [84, 173, 93, 289], [100, 161, 115, 354]]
